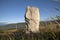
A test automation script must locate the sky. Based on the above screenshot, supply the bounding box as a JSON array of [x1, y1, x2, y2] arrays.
[[0, 0, 60, 24]]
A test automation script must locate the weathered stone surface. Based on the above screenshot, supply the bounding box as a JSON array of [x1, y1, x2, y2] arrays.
[[25, 6, 40, 33]]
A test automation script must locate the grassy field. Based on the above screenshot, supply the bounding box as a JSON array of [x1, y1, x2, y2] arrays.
[[0, 23, 60, 40], [0, 16, 60, 40]]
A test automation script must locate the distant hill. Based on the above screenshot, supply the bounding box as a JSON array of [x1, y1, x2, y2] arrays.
[[0, 19, 60, 30], [0, 22, 7, 26], [0, 22, 26, 30]]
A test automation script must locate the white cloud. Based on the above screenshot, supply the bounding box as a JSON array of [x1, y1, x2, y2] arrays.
[[53, 0, 60, 2]]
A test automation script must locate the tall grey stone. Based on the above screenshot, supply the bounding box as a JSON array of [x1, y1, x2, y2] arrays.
[[25, 6, 40, 33]]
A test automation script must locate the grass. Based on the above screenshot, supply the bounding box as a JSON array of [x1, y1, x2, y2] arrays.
[[0, 18, 60, 40], [0, 25, 60, 40]]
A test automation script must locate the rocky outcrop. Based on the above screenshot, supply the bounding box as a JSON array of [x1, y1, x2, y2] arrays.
[[25, 6, 40, 33]]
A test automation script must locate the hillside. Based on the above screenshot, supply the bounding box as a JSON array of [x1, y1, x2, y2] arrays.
[[0, 19, 60, 30], [0, 23, 25, 30]]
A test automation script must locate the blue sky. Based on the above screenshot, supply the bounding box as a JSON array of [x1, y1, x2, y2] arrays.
[[0, 0, 60, 23]]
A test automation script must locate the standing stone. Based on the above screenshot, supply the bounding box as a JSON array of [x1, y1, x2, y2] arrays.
[[25, 6, 40, 33]]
